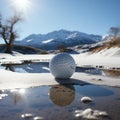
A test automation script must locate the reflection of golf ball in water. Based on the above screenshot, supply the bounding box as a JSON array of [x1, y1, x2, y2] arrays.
[[49, 85, 75, 106], [49, 53, 76, 79]]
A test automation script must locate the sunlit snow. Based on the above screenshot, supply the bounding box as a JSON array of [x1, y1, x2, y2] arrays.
[[0, 47, 120, 89]]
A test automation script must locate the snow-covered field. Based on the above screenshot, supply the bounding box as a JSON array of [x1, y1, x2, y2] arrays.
[[0, 68, 120, 90], [74, 47, 120, 69], [0, 47, 120, 68], [0, 47, 120, 90]]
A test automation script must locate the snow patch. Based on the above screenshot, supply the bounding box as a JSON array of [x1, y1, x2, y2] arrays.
[[0, 48, 120, 89], [27, 39, 33, 42], [42, 39, 54, 44], [0, 69, 120, 90], [66, 32, 78, 39], [93, 47, 120, 56]]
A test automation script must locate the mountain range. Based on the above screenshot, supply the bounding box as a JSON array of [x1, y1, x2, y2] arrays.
[[16, 30, 102, 50]]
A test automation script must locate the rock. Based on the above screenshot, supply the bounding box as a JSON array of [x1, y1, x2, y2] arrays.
[[21, 113, 33, 118], [82, 108, 93, 115], [81, 96, 93, 104], [34, 116, 44, 120], [98, 78, 102, 81], [74, 108, 109, 119], [75, 108, 97, 119], [99, 111, 108, 117]]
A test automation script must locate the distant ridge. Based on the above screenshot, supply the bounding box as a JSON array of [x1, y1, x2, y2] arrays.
[[16, 29, 102, 50]]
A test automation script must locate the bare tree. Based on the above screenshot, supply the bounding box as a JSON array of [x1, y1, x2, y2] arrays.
[[109, 27, 120, 38], [0, 14, 22, 53]]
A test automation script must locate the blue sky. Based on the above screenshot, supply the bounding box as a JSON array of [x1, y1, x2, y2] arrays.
[[0, 0, 120, 39]]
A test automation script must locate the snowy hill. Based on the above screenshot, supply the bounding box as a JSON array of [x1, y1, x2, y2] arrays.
[[88, 37, 120, 53], [69, 35, 120, 56], [16, 30, 102, 50]]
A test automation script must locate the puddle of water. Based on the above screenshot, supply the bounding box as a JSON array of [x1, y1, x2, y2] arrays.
[[0, 62, 50, 73], [0, 84, 120, 120], [0, 63, 120, 119], [76, 66, 120, 77], [75, 85, 114, 97], [1, 63, 120, 78]]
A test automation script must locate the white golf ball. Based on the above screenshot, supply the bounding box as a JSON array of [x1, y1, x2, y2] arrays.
[[49, 53, 76, 79]]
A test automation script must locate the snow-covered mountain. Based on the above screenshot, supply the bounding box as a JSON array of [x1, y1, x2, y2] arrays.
[[16, 30, 102, 50]]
